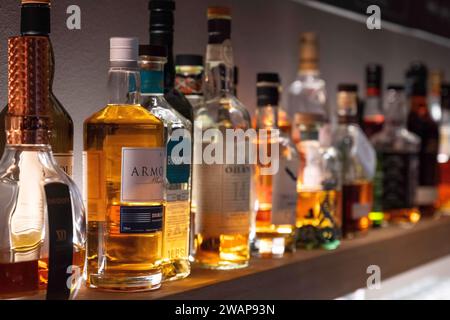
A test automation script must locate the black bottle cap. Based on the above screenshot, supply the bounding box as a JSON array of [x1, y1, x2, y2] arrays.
[[257, 73, 280, 84], [338, 84, 358, 92], [21, 3, 50, 36], [405, 61, 428, 96], [139, 44, 167, 58], [442, 83, 450, 110], [208, 7, 231, 44], [387, 84, 404, 91], [366, 64, 382, 89], [149, 0, 175, 11], [257, 86, 279, 107], [175, 54, 203, 66], [149, 0, 175, 42]]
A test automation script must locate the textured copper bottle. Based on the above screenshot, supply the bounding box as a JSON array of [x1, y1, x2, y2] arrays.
[[7, 36, 51, 146]]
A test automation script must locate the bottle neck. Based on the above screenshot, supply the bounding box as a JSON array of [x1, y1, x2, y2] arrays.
[[139, 59, 165, 95], [256, 105, 279, 130], [205, 41, 235, 98], [150, 33, 175, 91], [108, 65, 141, 105]]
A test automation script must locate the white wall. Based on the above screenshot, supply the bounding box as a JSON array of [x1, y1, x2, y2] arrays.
[[1, 0, 450, 187]]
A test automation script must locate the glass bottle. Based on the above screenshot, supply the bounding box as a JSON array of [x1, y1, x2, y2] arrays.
[[0, 36, 85, 300], [0, 1, 74, 177], [175, 54, 205, 111], [84, 38, 165, 291], [193, 6, 252, 270], [252, 78, 298, 258], [288, 32, 327, 147], [139, 45, 192, 281], [363, 64, 384, 138], [333, 84, 376, 238], [429, 70, 444, 123], [438, 83, 450, 213], [149, 0, 194, 123], [406, 62, 439, 217], [371, 85, 421, 225]]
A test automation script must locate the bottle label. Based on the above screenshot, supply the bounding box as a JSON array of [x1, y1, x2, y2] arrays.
[[44, 183, 74, 300], [167, 136, 191, 184], [374, 152, 419, 210], [272, 158, 298, 225], [121, 147, 165, 203], [141, 70, 164, 94], [54, 153, 74, 177], [120, 205, 163, 234], [194, 163, 251, 236], [175, 73, 203, 95], [163, 199, 190, 260]]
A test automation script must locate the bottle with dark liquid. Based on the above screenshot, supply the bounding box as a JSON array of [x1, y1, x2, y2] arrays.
[[406, 62, 439, 217], [438, 83, 450, 213], [363, 64, 384, 137], [334, 84, 375, 238]]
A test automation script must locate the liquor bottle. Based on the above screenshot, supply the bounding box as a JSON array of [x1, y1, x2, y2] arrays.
[[363, 64, 384, 138], [334, 84, 375, 238], [406, 62, 439, 217], [296, 114, 342, 250], [0, 0, 74, 177], [193, 6, 252, 270], [288, 32, 327, 145], [175, 54, 204, 110], [139, 45, 192, 281], [429, 70, 444, 122], [371, 85, 421, 225], [234, 66, 239, 97], [252, 74, 299, 258], [253, 73, 291, 135], [84, 38, 165, 291], [149, 0, 194, 123], [438, 83, 450, 213], [0, 35, 85, 300]]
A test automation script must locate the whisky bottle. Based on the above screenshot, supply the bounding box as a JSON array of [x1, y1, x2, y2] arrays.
[[149, 0, 194, 123], [0, 0, 74, 177], [288, 32, 327, 146], [139, 45, 192, 281], [252, 73, 299, 258], [193, 6, 252, 270], [334, 84, 375, 238], [406, 62, 439, 217], [438, 84, 450, 213], [371, 85, 421, 225], [363, 64, 384, 138], [0, 36, 86, 300], [84, 38, 165, 291], [175, 54, 205, 111]]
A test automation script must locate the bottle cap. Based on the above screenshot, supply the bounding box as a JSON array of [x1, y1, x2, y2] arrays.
[[22, 0, 50, 4], [149, 0, 175, 11], [299, 32, 319, 72], [139, 44, 167, 58], [257, 86, 279, 107], [208, 6, 231, 19], [406, 61, 428, 96], [110, 37, 138, 63], [442, 83, 450, 110], [21, 2, 50, 35], [387, 84, 404, 91], [338, 83, 358, 92], [366, 64, 382, 89], [208, 6, 231, 44], [257, 72, 280, 84], [176, 54, 203, 67]]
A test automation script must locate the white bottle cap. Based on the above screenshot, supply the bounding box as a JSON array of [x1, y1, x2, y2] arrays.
[[110, 37, 138, 62]]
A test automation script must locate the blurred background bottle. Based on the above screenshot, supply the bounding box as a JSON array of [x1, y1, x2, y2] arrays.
[[363, 64, 385, 138]]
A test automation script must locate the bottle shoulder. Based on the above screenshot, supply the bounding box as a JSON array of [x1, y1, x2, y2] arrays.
[[84, 104, 164, 127], [143, 96, 192, 130], [371, 127, 421, 152]]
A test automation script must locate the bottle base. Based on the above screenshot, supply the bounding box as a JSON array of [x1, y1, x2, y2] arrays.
[[161, 258, 191, 282], [88, 272, 162, 292], [195, 260, 249, 270]]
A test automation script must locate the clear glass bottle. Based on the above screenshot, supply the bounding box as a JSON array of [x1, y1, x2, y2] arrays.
[[288, 32, 327, 147], [139, 45, 192, 281], [84, 38, 165, 291], [175, 54, 205, 112], [363, 64, 384, 138], [406, 62, 439, 217], [371, 85, 421, 225], [0, 1, 74, 177], [438, 83, 450, 213], [296, 114, 342, 250], [333, 84, 376, 238], [149, 0, 194, 123], [193, 7, 252, 270], [252, 76, 298, 258], [0, 36, 85, 300]]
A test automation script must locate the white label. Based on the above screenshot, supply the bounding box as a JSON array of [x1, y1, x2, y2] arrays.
[[272, 158, 298, 225], [352, 203, 371, 219], [54, 153, 74, 177], [121, 148, 165, 203]]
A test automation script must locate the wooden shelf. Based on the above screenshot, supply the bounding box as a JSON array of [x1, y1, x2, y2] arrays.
[[77, 216, 450, 300]]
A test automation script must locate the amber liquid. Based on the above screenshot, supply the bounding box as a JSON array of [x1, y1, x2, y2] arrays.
[[438, 161, 450, 212], [363, 115, 384, 138], [342, 182, 372, 238], [84, 104, 164, 291]]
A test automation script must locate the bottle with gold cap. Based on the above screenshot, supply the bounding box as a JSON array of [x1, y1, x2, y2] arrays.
[[0, 0, 74, 177], [84, 38, 165, 291], [288, 32, 327, 145], [0, 35, 86, 300], [193, 6, 252, 270]]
